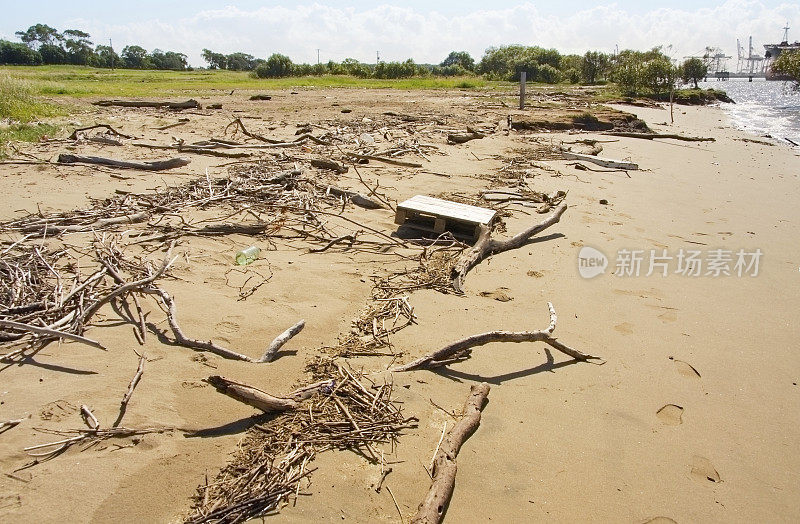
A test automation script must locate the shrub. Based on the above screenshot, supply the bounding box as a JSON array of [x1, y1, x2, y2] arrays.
[[254, 53, 293, 78]]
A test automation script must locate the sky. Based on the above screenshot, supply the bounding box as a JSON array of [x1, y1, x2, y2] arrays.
[[1, 1, 798, 67]]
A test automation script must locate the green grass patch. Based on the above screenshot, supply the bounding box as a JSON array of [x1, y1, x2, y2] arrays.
[[0, 74, 63, 122], [0, 123, 60, 157], [0, 66, 501, 99]]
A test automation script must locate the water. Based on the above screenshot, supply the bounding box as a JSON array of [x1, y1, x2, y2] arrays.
[[697, 78, 800, 146]]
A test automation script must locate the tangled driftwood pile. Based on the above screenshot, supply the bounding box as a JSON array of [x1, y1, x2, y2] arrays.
[[187, 362, 416, 523], [0, 100, 616, 522]]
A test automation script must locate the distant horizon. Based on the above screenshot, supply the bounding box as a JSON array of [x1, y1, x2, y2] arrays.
[[1, 1, 798, 68]]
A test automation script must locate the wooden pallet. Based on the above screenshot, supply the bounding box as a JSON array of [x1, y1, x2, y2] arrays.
[[394, 195, 497, 241]]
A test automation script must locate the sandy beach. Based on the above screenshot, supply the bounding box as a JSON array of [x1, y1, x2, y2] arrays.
[[1, 87, 799, 523]]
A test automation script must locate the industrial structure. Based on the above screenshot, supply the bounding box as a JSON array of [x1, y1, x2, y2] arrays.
[[764, 23, 800, 80], [736, 36, 765, 75]]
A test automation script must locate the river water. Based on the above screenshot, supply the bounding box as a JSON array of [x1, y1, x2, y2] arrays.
[[697, 78, 800, 146]]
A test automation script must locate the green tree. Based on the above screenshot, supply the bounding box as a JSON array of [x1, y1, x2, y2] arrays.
[[15, 24, 62, 49], [478, 45, 563, 82], [122, 45, 150, 69], [581, 51, 609, 84], [225, 52, 256, 71], [202, 48, 227, 69], [643, 57, 676, 96], [440, 51, 474, 71], [93, 45, 120, 68], [149, 49, 187, 70], [63, 29, 93, 65], [560, 54, 582, 83], [39, 43, 68, 64], [254, 53, 293, 78], [773, 50, 800, 88], [0, 40, 42, 64], [680, 57, 707, 88]]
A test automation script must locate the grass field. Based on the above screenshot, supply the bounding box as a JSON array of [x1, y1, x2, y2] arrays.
[[0, 65, 507, 99]]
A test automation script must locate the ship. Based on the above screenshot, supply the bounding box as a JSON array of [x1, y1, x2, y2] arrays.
[[764, 23, 800, 80]]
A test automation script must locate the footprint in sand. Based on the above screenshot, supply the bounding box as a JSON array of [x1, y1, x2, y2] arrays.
[[614, 322, 634, 335], [215, 320, 240, 334], [526, 270, 544, 278], [479, 287, 514, 302], [39, 400, 78, 422], [656, 404, 684, 425], [669, 357, 701, 379], [658, 310, 677, 323], [643, 518, 677, 524], [690, 455, 721, 483]]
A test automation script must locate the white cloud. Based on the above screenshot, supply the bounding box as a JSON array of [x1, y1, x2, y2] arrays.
[[64, 1, 800, 67]]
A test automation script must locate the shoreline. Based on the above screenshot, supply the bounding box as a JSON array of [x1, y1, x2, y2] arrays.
[[1, 91, 798, 523]]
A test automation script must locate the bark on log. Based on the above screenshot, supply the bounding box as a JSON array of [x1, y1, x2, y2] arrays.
[[93, 99, 201, 110], [391, 302, 600, 372], [258, 320, 305, 363], [205, 376, 335, 413], [310, 158, 348, 173], [447, 128, 485, 144], [327, 186, 384, 209], [411, 383, 491, 524], [451, 203, 567, 293], [58, 154, 190, 171], [604, 131, 715, 142]]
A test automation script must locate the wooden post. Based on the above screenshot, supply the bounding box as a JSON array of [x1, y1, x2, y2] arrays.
[[519, 72, 526, 110]]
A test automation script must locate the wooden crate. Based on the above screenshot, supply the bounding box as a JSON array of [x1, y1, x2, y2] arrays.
[[395, 195, 497, 241]]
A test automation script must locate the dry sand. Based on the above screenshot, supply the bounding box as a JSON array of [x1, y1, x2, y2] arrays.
[[1, 88, 799, 523]]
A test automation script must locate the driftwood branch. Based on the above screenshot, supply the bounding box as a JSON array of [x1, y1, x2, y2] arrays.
[[411, 383, 490, 524], [113, 353, 145, 427], [451, 203, 567, 293], [391, 302, 600, 372], [327, 186, 384, 209], [205, 376, 335, 413], [447, 128, 485, 144], [258, 320, 305, 363], [346, 153, 422, 168], [58, 154, 190, 171], [18, 211, 149, 236], [132, 142, 252, 158], [148, 288, 254, 362], [0, 419, 24, 432], [69, 124, 134, 140], [80, 405, 100, 430], [0, 319, 105, 350], [561, 152, 638, 170], [93, 99, 200, 110], [310, 158, 348, 173]]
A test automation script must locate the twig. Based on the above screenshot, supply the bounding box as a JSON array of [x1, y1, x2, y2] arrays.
[[258, 320, 305, 363], [113, 352, 146, 427], [0, 319, 105, 350]]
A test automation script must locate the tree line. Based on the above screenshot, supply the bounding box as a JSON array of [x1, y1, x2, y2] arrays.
[[2, 23, 714, 94], [0, 24, 189, 70]]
